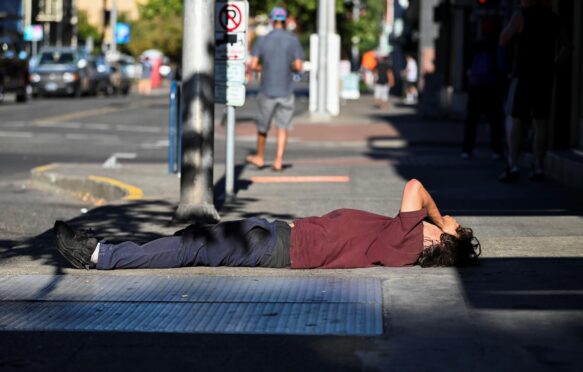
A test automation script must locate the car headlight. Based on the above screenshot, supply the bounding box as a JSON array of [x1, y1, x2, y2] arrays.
[[63, 72, 78, 82], [30, 73, 41, 83]]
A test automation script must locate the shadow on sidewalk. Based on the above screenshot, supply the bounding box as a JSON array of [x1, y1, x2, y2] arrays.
[[363, 111, 583, 217], [459, 257, 583, 311], [0, 200, 178, 273]]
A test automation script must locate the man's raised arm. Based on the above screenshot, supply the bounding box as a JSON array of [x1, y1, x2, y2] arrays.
[[400, 179, 459, 236]]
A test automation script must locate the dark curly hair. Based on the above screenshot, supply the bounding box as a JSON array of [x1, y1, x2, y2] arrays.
[[417, 227, 481, 267]]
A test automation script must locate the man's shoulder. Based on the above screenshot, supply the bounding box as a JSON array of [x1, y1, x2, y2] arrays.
[[266, 29, 299, 42]]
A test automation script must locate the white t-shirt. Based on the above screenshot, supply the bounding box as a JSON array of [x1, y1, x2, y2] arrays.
[[405, 59, 418, 82]]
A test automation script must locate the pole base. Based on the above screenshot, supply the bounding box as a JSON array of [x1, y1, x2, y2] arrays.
[[173, 203, 221, 224]]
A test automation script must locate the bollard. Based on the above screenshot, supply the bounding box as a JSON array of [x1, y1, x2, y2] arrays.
[[168, 80, 177, 173]]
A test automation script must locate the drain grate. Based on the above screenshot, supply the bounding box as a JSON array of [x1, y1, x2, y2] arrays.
[[0, 275, 382, 336]]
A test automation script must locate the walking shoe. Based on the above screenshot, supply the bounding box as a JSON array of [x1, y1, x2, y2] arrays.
[[498, 167, 520, 183], [53, 221, 99, 269], [528, 169, 545, 182]]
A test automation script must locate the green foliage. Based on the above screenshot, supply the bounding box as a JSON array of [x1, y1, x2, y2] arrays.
[[137, 0, 183, 20], [250, 0, 383, 57], [76, 10, 101, 44], [126, 0, 384, 62], [126, 0, 183, 60]]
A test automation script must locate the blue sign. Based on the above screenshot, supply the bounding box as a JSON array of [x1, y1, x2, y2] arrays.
[[115, 23, 131, 44], [23, 25, 43, 42]]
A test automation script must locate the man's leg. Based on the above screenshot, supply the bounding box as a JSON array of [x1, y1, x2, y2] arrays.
[[274, 127, 288, 171], [380, 85, 389, 109], [373, 85, 381, 107], [484, 88, 505, 158], [462, 88, 480, 157], [272, 95, 295, 171], [97, 236, 191, 270], [532, 118, 548, 173], [246, 94, 275, 168], [246, 132, 267, 168], [508, 117, 523, 168]]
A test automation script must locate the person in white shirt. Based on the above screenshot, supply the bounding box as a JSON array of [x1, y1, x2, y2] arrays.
[[402, 54, 418, 104]]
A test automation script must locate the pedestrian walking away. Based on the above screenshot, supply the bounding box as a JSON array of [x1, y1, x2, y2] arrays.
[[401, 54, 418, 104], [498, 0, 561, 182], [373, 55, 396, 110], [245, 6, 304, 172], [461, 34, 505, 160], [54, 179, 481, 270]]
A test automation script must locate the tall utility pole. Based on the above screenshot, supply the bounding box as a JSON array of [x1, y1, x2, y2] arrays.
[[311, 0, 339, 117], [175, 0, 220, 223], [351, 0, 360, 71], [110, 0, 117, 53], [316, 0, 328, 117]]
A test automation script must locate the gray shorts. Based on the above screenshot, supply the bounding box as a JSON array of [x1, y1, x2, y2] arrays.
[[256, 93, 295, 133]]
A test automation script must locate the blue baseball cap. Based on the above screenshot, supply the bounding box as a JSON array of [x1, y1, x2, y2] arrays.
[[271, 7, 287, 21]]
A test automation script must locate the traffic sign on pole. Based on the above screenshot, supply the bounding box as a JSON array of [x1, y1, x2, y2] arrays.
[[215, 84, 246, 107], [215, 2, 249, 33], [215, 33, 247, 61], [215, 1, 249, 200], [216, 61, 246, 84]]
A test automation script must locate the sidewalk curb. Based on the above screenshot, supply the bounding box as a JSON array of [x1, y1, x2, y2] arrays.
[[31, 163, 144, 204]]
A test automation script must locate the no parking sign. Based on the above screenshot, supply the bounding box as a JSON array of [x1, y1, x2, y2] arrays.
[[215, 1, 249, 33], [215, 1, 249, 107]]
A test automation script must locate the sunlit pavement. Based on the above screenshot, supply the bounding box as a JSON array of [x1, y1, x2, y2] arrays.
[[0, 92, 582, 371]]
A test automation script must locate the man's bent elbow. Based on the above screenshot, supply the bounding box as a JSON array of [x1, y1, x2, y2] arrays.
[[406, 179, 423, 191]]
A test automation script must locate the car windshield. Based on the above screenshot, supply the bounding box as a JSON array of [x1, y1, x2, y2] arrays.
[[39, 52, 75, 65]]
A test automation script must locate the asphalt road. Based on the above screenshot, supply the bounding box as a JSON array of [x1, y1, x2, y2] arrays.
[[0, 88, 375, 245]]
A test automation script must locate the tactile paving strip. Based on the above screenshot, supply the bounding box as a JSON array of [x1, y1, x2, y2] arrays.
[[0, 275, 382, 336]]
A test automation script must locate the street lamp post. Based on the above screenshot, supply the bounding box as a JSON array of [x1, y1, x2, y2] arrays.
[[174, 0, 221, 223]]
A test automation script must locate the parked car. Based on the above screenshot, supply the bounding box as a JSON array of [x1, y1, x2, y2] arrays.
[[89, 55, 114, 96], [110, 61, 131, 95], [30, 47, 92, 97], [0, 36, 29, 103]]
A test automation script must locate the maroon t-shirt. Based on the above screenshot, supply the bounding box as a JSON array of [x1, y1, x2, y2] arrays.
[[289, 208, 427, 269]]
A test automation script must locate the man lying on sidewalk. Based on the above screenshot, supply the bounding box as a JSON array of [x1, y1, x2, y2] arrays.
[[53, 179, 481, 270]]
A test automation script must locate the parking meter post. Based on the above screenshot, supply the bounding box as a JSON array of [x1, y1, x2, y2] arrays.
[[174, 0, 220, 223], [177, 82, 182, 173], [225, 105, 236, 201], [168, 80, 177, 174]]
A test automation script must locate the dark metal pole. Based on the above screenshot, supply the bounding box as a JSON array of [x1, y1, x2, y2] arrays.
[[174, 0, 220, 223]]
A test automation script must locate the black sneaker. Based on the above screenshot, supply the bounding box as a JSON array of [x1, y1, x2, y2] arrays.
[[529, 169, 545, 182], [498, 167, 520, 183], [53, 221, 99, 269]]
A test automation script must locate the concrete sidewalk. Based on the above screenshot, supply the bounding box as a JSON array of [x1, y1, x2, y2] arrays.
[[2, 95, 583, 371]]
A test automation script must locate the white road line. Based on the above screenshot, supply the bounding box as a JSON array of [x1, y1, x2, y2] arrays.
[[65, 133, 119, 141], [140, 139, 169, 148], [116, 124, 162, 133], [2, 121, 27, 127], [0, 131, 33, 138], [85, 123, 112, 130], [35, 122, 83, 129]]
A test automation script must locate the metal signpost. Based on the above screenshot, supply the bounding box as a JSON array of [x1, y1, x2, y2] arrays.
[[215, 1, 249, 201]]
